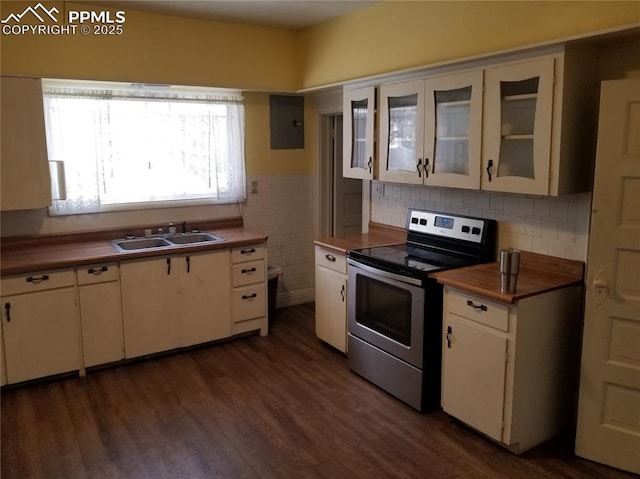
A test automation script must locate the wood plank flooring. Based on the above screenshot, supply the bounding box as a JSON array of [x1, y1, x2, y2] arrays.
[[1, 303, 635, 479]]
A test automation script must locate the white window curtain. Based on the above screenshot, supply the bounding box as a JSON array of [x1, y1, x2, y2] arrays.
[[43, 80, 246, 215]]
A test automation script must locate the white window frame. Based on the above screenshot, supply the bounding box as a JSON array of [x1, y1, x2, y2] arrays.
[[42, 79, 246, 216]]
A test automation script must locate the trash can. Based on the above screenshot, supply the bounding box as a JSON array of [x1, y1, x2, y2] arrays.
[[267, 266, 282, 330]]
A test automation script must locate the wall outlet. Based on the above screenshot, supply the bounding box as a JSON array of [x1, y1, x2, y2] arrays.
[[373, 183, 385, 197], [250, 180, 259, 194]]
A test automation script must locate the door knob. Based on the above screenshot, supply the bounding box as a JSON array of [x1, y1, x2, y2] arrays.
[[592, 270, 609, 305]]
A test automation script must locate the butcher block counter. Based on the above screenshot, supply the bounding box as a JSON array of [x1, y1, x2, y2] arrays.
[[0, 217, 267, 276], [430, 250, 584, 305], [314, 222, 406, 254]]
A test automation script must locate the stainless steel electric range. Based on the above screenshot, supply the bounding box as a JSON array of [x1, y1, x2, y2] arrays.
[[347, 208, 496, 411]]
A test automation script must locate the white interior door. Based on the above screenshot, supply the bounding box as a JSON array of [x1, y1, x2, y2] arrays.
[[333, 115, 362, 236], [575, 79, 640, 475]]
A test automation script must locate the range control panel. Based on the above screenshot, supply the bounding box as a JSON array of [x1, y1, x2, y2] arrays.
[[407, 209, 487, 244]]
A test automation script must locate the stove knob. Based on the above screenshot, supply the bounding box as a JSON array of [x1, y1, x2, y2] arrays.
[[419, 218, 427, 226], [461, 225, 470, 233], [411, 217, 419, 224], [472, 227, 481, 235]]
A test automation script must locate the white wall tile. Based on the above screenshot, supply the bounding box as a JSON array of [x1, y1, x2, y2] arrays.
[[371, 182, 592, 261]]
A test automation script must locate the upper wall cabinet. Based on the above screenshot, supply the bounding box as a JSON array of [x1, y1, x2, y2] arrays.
[[482, 46, 597, 196], [343, 86, 376, 180], [376, 45, 597, 196], [1, 77, 51, 211], [378, 70, 483, 189]]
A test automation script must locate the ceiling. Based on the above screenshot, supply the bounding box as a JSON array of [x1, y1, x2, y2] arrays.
[[94, 1, 378, 30]]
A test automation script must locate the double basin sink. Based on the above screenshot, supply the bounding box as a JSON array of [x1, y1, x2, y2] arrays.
[[111, 232, 225, 253]]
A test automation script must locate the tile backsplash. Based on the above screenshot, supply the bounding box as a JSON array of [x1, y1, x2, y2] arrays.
[[371, 181, 592, 262]]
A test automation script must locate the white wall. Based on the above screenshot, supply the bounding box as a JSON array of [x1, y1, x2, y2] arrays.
[[371, 182, 591, 261]]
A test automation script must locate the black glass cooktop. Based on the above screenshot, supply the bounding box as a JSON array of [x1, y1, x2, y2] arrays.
[[349, 243, 478, 278]]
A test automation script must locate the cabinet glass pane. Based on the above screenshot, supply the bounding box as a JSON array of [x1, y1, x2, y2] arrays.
[[433, 87, 471, 175], [387, 94, 418, 172], [497, 77, 539, 180], [350, 99, 368, 169]]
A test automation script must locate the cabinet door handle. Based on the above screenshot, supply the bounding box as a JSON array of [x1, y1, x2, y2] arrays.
[[368, 156, 372, 173], [87, 266, 108, 275], [186, 256, 191, 274], [4, 302, 11, 322], [417, 158, 423, 178], [241, 248, 256, 255], [242, 293, 257, 300], [424, 158, 430, 178], [446, 325, 452, 348], [340, 284, 345, 302], [26, 275, 49, 284], [166, 258, 172, 275], [486, 159, 494, 182], [466, 300, 487, 312], [242, 267, 257, 274], [325, 254, 336, 263]]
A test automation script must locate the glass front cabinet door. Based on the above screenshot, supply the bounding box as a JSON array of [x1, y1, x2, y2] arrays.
[[424, 70, 483, 189], [343, 86, 376, 180], [379, 80, 425, 184], [482, 57, 555, 195], [379, 72, 483, 188]]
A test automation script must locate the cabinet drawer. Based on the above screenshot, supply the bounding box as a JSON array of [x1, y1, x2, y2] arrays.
[[1, 269, 75, 296], [231, 244, 265, 263], [232, 285, 266, 323], [232, 261, 266, 287], [446, 289, 509, 332], [315, 246, 346, 274], [76, 263, 119, 285]]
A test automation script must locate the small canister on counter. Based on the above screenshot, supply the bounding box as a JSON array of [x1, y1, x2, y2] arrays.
[[499, 248, 520, 294]]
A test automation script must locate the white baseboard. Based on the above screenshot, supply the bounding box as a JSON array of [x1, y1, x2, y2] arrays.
[[275, 288, 314, 309]]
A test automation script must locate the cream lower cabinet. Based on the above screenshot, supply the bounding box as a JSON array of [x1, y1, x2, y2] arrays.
[[314, 246, 347, 353], [441, 286, 583, 453], [230, 245, 268, 336], [77, 263, 124, 368], [0, 269, 81, 384], [121, 250, 231, 358], [1, 318, 6, 386]]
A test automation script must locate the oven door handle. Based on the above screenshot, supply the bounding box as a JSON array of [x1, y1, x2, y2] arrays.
[[348, 259, 422, 287]]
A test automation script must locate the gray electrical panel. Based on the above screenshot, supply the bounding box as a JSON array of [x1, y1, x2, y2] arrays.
[[269, 95, 304, 149]]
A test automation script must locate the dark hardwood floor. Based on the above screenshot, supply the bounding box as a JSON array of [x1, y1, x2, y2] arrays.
[[1, 303, 635, 479]]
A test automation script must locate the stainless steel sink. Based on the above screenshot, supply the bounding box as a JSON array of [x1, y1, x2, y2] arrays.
[[111, 237, 172, 252], [110, 232, 225, 252], [166, 232, 226, 245]]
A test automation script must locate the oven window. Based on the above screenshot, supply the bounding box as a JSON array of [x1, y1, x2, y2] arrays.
[[355, 275, 412, 346]]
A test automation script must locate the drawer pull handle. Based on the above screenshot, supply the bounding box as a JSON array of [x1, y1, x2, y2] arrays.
[[242, 267, 257, 274], [26, 275, 49, 284], [4, 302, 11, 322], [242, 293, 257, 300], [241, 248, 256, 255], [88, 266, 108, 275], [325, 254, 336, 262], [466, 300, 487, 312]]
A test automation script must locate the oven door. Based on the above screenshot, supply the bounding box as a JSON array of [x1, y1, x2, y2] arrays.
[[347, 259, 425, 368]]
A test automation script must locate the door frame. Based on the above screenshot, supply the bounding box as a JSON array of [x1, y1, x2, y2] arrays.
[[311, 90, 369, 239]]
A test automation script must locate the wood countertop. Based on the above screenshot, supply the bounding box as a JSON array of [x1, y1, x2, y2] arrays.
[[314, 223, 406, 254], [0, 218, 268, 276], [430, 251, 584, 304]]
